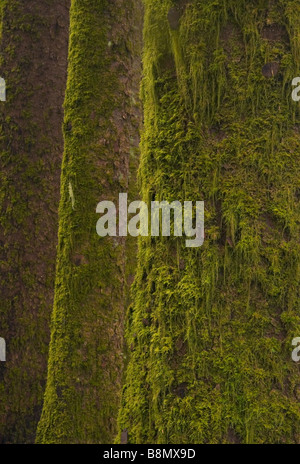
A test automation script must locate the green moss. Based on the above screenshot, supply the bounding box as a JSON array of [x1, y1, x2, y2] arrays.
[[118, 0, 300, 444], [36, 0, 142, 444]]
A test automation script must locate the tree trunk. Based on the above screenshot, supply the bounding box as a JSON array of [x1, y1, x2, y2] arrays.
[[36, 0, 142, 444], [118, 0, 300, 444], [0, 0, 70, 443]]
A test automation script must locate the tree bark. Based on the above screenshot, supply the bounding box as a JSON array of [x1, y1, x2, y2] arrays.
[[36, 0, 142, 444], [0, 0, 70, 443], [118, 0, 300, 444]]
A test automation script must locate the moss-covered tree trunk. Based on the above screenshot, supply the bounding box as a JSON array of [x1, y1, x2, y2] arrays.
[[0, 0, 70, 443], [118, 0, 300, 444], [36, 0, 142, 444]]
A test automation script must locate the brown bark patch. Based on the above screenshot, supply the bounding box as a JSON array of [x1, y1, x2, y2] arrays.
[[262, 62, 280, 78], [168, 7, 181, 30], [226, 427, 241, 444], [167, 0, 189, 30], [172, 382, 188, 398], [72, 254, 89, 266], [121, 429, 128, 444], [261, 24, 288, 42]]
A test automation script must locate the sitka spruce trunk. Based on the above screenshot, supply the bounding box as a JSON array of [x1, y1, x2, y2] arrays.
[[0, 0, 69, 443], [118, 0, 300, 444], [36, 0, 142, 444]]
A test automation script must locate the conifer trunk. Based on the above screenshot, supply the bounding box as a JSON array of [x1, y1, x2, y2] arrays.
[[118, 0, 300, 444], [0, 0, 70, 443], [36, 0, 142, 444]]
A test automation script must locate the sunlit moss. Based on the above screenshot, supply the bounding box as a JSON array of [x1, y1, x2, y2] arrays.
[[118, 0, 300, 444]]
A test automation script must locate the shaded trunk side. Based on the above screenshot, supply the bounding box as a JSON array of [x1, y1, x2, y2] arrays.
[[0, 0, 70, 443]]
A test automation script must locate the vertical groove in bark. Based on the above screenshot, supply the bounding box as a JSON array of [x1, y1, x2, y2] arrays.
[[36, 0, 142, 444], [118, 0, 300, 444], [0, 0, 70, 443]]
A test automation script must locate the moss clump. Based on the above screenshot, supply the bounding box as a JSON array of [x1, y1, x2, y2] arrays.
[[118, 0, 300, 444]]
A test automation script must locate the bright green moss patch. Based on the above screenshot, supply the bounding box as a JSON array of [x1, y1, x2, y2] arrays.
[[118, 0, 300, 444]]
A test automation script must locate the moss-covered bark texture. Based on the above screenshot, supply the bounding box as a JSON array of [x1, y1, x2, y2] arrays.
[[118, 0, 300, 444], [0, 0, 69, 443], [36, 0, 142, 444]]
